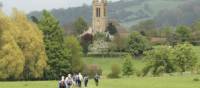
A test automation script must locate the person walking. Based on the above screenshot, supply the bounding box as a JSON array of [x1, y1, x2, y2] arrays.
[[94, 73, 100, 87], [65, 74, 73, 88], [59, 76, 66, 88], [83, 74, 89, 87], [75, 74, 79, 86], [77, 73, 83, 88]]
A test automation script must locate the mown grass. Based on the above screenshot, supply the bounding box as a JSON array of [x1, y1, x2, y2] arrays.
[[83, 56, 146, 76], [1, 46, 200, 88], [0, 75, 200, 88]]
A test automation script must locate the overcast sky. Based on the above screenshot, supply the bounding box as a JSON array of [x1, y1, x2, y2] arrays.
[[0, 0, 119, 14]]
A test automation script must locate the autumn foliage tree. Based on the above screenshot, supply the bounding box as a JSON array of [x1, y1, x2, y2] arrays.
[[0, 22, 25, 80], [0, 10, 47, 80]]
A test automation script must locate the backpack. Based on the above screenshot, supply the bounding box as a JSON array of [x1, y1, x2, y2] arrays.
[[60, 81, 65, 88], [94, 75, 99, 80], [84, 77, 88, 81], [67, 79, 72, 86]]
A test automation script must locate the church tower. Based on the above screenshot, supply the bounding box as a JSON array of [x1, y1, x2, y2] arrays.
[[92, 0, 107, 34]]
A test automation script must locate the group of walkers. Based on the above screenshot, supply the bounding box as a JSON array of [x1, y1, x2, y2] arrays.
[[58, 73, 100, 88]]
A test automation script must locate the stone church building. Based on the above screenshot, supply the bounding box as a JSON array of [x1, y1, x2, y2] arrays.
[[82, 0, 128, 36], [92, 0, 107, 33]]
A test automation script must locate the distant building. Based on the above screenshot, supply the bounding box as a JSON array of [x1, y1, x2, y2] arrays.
[[92, 0, 107, 34], [81, 0, 128, 37]]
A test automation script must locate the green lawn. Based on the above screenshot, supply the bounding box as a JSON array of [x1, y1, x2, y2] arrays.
[[1, 46, 200, 88], [83, 56, 146, 76], [0, 76, 200, 88]]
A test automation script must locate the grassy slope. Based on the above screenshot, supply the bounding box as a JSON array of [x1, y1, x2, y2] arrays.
[[123, 0, 185, 26]]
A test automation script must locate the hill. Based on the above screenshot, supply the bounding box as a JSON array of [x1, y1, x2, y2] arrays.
[[28, 0, 200, 28]]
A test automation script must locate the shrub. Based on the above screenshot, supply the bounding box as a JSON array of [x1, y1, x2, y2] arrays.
[[142, 46, 175, 76], [108, 64, 121, 78], [83, 64, 102, 78], [193, 78, 200, 82], [122, 54, 134, 76], [136, 71, 142, 77], [173, 43, 197, 73], [127, 31, 151, 56]]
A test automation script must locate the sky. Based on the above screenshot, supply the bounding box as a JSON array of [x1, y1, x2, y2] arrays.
[[0, 0, 119, 14]]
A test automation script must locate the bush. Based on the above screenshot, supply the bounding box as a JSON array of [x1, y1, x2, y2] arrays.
[[122, 54, 134, 76], [83, 64, 102, 78], [108, 64, 121, 78], [136, 71, 142, 77], [127, 31, 151, 56], [142, 46, 175, 76], [173, 43, 197, 73], [193, 78, 200, 82]]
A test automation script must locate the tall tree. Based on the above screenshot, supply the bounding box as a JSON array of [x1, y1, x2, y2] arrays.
[[81, 33, 93, 55], [65, 36, 84, 73], [0, 14, 25, 80], [38, 10, 71, 79], [11, 10, 47, 79], [191, 21, 200, 45], [175, 26, 191, 43], [73, 17, 88, 35], [106, 23, 117, 35], [113, 34, 127, 52], [0, 10, 47, 80], [0, 30, 25, 80]]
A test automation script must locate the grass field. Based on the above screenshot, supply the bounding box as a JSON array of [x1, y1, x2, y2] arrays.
[[1, 46, 200, 88], [0, 76, 200, 88], [83, 57, 146, 76]]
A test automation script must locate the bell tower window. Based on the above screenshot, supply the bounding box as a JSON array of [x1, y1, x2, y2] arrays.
[[96, 8, 101, 17]]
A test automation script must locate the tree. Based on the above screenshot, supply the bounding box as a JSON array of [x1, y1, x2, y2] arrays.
[[31, 16, 39, 24], [127, 31, 151, 56], [65, 36, 84, 73], [130, 19, 156, 37], [113, 34, 127, 52], [122, 54, 134, 76], [0, 10, 47, 80], [143, 46, 175, 76], [175, 26, 191, 43], [173, 43, 197, 73], [0, 18, 25, 80], [106, 22, 117, 35], [191, 21, 200, 45], [0, 31, 25, 80], [38, 10, 71, 79], [73, 17, 88, 35], [80, 33, 93, 55], [12, 10, 47, 80]]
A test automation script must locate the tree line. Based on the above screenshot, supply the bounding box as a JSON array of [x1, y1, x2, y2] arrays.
[[0, 10, 84, 80]]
